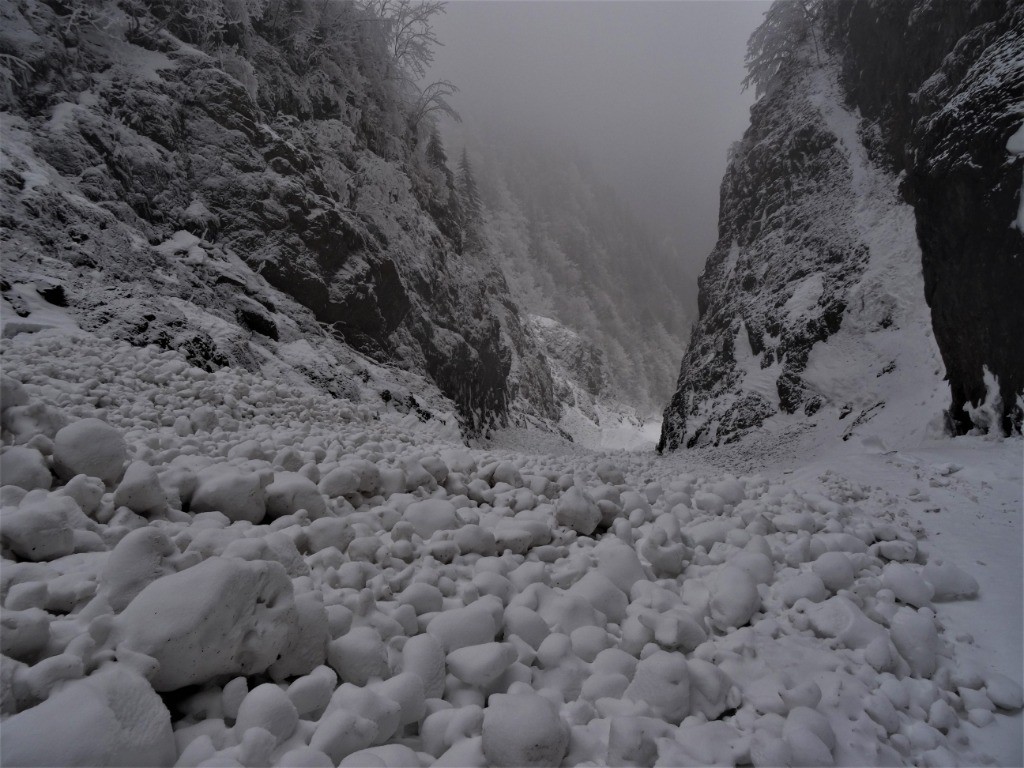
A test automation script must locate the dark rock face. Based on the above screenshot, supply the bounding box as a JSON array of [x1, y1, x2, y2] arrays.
[[659, 53, 870, 450], [830, 0, 1024, 434], [661, 0, 1023, 450], [0, 2, 552, 432]]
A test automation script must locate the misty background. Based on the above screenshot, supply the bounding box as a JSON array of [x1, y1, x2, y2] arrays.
[[428, 0, 771, 283]]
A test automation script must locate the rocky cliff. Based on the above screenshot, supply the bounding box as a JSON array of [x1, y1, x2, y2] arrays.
[[660, 0, 1022, 450], [0, 0, 557, 433]]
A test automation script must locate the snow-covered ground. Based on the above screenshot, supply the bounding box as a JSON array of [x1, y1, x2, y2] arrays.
[[1, 326, 1021, 767]]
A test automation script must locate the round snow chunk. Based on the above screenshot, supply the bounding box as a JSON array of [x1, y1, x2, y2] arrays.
[[340, 744, 422, 768], [404, 499, 459, 540], [0, 664, 175, 767], [568, 571, 628, 623], [594, 539, 647, 593], [811, 552, 855, 593], [711, 478, 745, 505], [112, 461, 165, 515], [235, 683, 298, 744], [693, 492, 725, 515], [288, 666, 337, 718], [447, 642, 517, 687], [0, 446, 51, 491], [278, 747, 334, 768], [709, 566, 760, 631], [881, 563, 934, 608], [327, 626, 386, 686], [1, 495, 76, 561], [188, 466, 267, 523], [807, 596, 887, 650], [0, 374, 29, 410], [374, 672, 426, 727], [890, 607, 939, 678], [397, 582, 444, 615], [482, 693, 568, 767], [100, 527, 178, 611], [624, 650, 690, 724], [921, 561, 979, 601], [555, 486, 600, 535], [319, 466, 360, 498], [776, 572, 828, 606], [309, 709, 378, 765], [401, 634, 446, 699], [427, 604, 497, 652], [113, 557, 295, 691], [502, 605, 550, 650], [266, 472, 327, 519], [53, 418, 126, 485], [985, 673, 1024, 711]]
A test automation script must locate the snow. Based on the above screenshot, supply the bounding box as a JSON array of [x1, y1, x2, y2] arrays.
[[0, 327, 1021, 768]]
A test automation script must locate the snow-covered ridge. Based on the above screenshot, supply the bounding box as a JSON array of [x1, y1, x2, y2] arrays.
[[0, 327, 1020, 766]]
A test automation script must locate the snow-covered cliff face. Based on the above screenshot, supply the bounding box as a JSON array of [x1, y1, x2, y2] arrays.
[[0, 0, 556, 433], [660, 0, 1022, 451], [830, 0, 1024, 436]]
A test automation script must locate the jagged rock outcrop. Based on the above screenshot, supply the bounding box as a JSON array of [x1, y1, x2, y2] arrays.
[[0, 0, 556, 432], [829, 0, 1024, 435], [660, 0, 1022, 450]]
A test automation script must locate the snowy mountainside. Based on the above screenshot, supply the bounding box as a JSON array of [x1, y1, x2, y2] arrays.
[[527, 315, 660, 450], [0, 0, 558, 433], [468, 133, 693, 415], [660, 42, 943, 451], [660, 0, 1023, 451]]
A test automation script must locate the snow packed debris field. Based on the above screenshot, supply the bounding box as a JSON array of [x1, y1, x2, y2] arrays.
[[0, 328, 1021, 767]]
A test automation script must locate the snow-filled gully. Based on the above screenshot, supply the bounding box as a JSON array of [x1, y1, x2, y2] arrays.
[[0, 330, 1021, 767]]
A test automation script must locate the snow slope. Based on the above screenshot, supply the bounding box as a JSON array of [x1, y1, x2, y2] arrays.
[[1, 323, 1020, 767]]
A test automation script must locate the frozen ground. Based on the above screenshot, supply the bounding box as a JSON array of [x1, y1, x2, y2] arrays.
[[0, 327, 1021, 767]]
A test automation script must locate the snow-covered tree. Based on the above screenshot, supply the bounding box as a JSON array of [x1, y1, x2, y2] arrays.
[[458, 148, 482, 222], [742, 0, 821, 97]]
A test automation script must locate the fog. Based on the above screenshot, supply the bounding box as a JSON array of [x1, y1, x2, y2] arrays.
[[428, 0, 771, 280]]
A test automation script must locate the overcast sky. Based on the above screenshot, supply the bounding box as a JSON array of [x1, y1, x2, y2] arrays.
[[427, 0, 772, 278]]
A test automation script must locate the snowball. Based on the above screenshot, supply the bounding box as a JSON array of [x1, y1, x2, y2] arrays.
[[287, 665, 337, 718], [709, 566, 760, 631], [624, 651, 691, 723], [985, 673, 1024, 710], [807, 596, 888, 650], [921, 561, 979, 601], [0, 446, 51, 491], [319, 466, 360, 498], [1, 494, 76, 561], [53, 418, 126, 485], [0, 664, 175, 767], [404, 499, 459, 539], [266, 472, 327, 519], [309, 709, 378, 764], [270, 590, 329, 680], [554, 486, 600, 535], [482, 693, 568, 767], [811, 552, 855, 593], [189, 466, 267, 524], [374, 671, 426, 727], [100, 527, 179, 611], [427, 604, 497, 652], [234, 683, 298, 744], [327, 626, 386, 686], [0, 374, 30, 410], [113, 557, 295, 691], [112, 461, 165, 515], [882, 563, 934, 608], [277, 747, 334, 768], [568, 571, 628, 623], [447, 642, 517, 687], [776, 572, 828, 606], [890, 607, 938, 677]]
